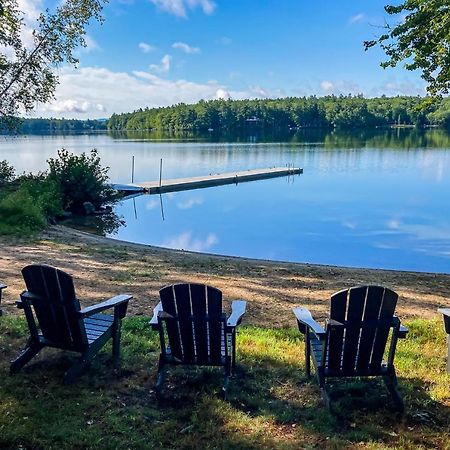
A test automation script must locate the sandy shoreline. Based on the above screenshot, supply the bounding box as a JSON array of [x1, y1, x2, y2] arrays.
[[1, 225, 449, 326]]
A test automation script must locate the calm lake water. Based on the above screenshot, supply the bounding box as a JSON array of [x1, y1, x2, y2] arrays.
[[2, 129, 450, 273]]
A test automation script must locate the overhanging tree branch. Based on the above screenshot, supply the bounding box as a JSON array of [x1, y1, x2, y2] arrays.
[[0, 0, 107, 129], [365, 0, 450, 98]]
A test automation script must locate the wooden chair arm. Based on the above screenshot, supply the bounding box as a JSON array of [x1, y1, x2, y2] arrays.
[[18, 291, 41, 306], [392, 315, 408, 338], [227, 300, 247, 328], [438, 308, 450, 334], [79, 294, 132, 318], [398, 324, 409, 338], [293, 307, 326, 340], [150, 301, 163, 330]]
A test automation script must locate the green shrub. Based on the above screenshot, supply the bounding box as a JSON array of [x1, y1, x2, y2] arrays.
[[20, 176, 64, 219], [47, 148, 117, 212], [0, 160, 15, 185], [0, 188, 47, 235]]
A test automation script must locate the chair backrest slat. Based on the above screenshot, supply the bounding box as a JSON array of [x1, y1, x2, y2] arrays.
[[174, 284, 195, 361], [160, 285, 184, 360], [356, 285, 384, 372], [369, 287, 398, 371], [159, 283, 224, 364], [327, 285, 399, 375], [206, 285, 223, 365], [342, 286, 367, 374], [21, 265, 87, 351], [328, 289, 347, 372], [190, 283, 208, 364]]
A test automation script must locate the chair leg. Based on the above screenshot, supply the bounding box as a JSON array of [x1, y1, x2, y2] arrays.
[[305, 333, 311, 378], [317, 370, 331, 411], [383, 370, 404, 412], [231, 330, 237, 372], [222, 375, 230, 400], [155, 354, 166, 398], [64, 352, 93, 384], [222, 358, 232, 400], [112, 318, 122, 369], [10, 342, 43, 373]]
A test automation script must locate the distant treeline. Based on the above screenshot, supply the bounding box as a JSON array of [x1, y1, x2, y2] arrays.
[[108, 96, 450, 132], [17, 118, 107, 133]]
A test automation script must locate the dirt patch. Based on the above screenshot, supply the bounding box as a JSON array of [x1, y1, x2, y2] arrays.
[[1, 225, 449, 326]]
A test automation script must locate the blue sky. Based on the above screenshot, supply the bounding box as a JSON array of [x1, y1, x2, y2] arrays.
[[27, 0, 426, 118]]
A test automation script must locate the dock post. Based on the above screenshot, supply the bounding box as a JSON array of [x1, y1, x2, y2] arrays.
[[131, 155, 135, 183], [159, 158, 163, 188]]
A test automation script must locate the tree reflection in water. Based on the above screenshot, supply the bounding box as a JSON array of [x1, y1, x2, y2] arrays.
[[62, 211, 125, 236]]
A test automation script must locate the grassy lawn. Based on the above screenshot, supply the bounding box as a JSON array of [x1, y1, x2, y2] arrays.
[[0, 317, 449, 449]]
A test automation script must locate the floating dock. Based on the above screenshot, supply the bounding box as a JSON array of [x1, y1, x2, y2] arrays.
[[113, 166, 302, 195]]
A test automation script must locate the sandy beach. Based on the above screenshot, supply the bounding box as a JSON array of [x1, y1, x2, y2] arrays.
[[1, 225, 449, 326]]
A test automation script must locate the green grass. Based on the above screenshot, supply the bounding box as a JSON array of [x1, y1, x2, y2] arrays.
[[0, 317, 449, 449]]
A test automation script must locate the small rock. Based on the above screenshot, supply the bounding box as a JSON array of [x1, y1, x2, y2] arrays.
[[83, 201, 96, 215]]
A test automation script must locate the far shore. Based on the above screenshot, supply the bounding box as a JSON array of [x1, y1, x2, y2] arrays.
[[1, 225, 449, 326]]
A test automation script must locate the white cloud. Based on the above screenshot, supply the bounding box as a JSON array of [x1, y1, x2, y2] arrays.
[[369, 79, 426, 97], [149, 0, 216, 18], [139, 42, 156, 53], [14, 0, 42, 49], [320, 80, 361, 95], [150, 54, 171, 73], [41, 99, 105, 114], [387, 219, 401, 230], [32, 66, 253, 119], [177, 197, 203, 209], [172, 41, 200, 54], [78, 35, 100, 54], [163, 231, 218, 252], [342, 220, 357, 230], [250, 85, 270, 98], [146, 199, 159, 210], [320, 81, 335, 93], [215, 88, 231, 100], [218, 36, 232, 46], [349, 13, 365, 24]]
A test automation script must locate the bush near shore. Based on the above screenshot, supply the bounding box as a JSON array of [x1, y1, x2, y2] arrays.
[[0, 149, 117, 236]]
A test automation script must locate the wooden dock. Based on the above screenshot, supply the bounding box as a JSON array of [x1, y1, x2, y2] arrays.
[[113, 166, 302, 195]]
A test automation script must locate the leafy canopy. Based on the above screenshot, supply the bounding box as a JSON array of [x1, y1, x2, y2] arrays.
[[365, 0, 450, 97], [0, 0, 106, 130]]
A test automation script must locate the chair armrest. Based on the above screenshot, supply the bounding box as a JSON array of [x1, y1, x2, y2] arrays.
[[17, 291, 41, 308], [150, 301, 163, 330], [79, 294, 132, 318], [438, 308, 450, 334], [227, 300, 247, 327], [398, 324, 408, 338], [393, 315, 408, 338], [293, 307, 326, 340], [326, 318, 345, 328]]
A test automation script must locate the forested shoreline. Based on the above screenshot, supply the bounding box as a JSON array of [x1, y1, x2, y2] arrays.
[[108, 96, 450, 132], [16, 118, 107, 134], [13, 96, 450, 134]]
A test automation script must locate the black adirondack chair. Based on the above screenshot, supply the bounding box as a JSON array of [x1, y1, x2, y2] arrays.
[[0, 282, 7, 316], [293, 285, 408, 411], [438, 307, 450, 374], [10, 264, 132, 383], [150, 283, 247, 398]]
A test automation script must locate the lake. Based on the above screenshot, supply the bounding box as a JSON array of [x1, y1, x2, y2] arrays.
[[2, 129, 450, 273]]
